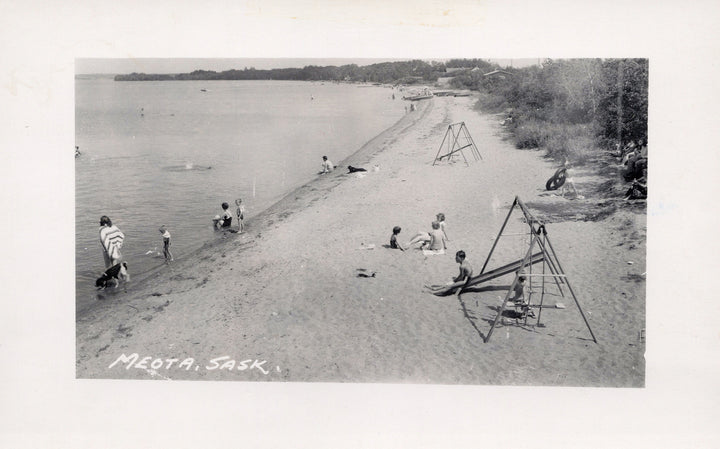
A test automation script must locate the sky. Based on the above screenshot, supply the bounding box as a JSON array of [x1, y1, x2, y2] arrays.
[[75, 57, 541, 74]]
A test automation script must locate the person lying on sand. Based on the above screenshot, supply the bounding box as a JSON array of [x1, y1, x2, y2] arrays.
[[407, 230, 431, 248], [407, 219, 447, 249]]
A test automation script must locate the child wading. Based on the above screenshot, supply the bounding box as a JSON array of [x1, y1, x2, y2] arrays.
[[159, 226, 173, 263], [213, 202, 233, 230]]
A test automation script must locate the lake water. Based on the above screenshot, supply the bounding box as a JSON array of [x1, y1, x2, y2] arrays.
[[76, 77, 405, 312]]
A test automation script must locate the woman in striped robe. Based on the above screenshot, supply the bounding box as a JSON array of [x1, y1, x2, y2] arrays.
[[99, 215, 125, 269]]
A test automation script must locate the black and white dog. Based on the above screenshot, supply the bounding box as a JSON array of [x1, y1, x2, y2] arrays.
[[96, 262, 130, 289]]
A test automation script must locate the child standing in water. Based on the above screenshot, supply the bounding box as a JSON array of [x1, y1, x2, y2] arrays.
[[235, 198, 245, 233], [159, 226, 173, 263]]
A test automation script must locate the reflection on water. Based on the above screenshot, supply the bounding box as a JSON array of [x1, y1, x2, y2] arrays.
[[162, 164, 214, 172]]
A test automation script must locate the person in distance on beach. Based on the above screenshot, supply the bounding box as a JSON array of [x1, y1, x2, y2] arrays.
[[559, 160, 582, 199], [509, 275, 527, 304], [99, 215, 124, 269], [320, 155, 334, 174], [407, 229, 431, 249]]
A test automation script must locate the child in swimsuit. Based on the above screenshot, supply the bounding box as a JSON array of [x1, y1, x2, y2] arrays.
[[159, 226, 173, 263], [390, 226, 405, 251], [235, 198, 245, 233]]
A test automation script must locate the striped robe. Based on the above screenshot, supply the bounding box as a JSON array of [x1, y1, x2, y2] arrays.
[[99, 225, 124, 265]]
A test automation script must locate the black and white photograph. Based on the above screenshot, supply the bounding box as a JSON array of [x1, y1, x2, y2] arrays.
[[2, 1, 719, 448], [75, 57, 647, 386]]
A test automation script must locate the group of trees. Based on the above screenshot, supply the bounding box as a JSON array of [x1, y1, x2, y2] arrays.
[[115, 60, 448, 84], [114, 58, 648, 161], [453, 58, 648, 159]]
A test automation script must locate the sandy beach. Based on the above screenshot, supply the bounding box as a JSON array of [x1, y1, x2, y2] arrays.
[[76, 95, 646, 386]]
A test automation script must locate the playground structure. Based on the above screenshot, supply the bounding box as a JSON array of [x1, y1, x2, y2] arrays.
[[432, 122, 482, 166], [429, 196, 597, 344]]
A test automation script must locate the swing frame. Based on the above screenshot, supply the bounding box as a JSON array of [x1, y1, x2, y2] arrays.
[[479, 196, 597, 343]]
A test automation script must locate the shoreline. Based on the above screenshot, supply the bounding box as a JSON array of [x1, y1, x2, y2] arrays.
[[77, 95, 645, 386], [76, 99, 432, 318]]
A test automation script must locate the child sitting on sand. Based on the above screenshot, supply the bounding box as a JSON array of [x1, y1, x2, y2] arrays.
[[422, 221, 447, 255], [235, 198, 245, 232], [390, 226, 406, 251], [320, 155, 334, 174], [436, 213, 449, 241], [159, 226, 173, 263]]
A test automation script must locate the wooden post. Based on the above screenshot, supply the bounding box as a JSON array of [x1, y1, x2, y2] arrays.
[[542, 233, 598, 343]]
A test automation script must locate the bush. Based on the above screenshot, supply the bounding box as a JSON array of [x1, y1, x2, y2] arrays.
[[542, 123, 598, 163], [509, 118, 598, 164], [513, 119, 549, 149], [470, 58, 647, 166]]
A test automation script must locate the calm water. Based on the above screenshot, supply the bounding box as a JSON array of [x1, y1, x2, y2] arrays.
[[76, 77, 405, 311]]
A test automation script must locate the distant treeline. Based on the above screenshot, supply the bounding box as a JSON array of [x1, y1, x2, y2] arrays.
[[114, 59, 497, 84], [114, 57, 647, 162], [454, 58, 648, 160]]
